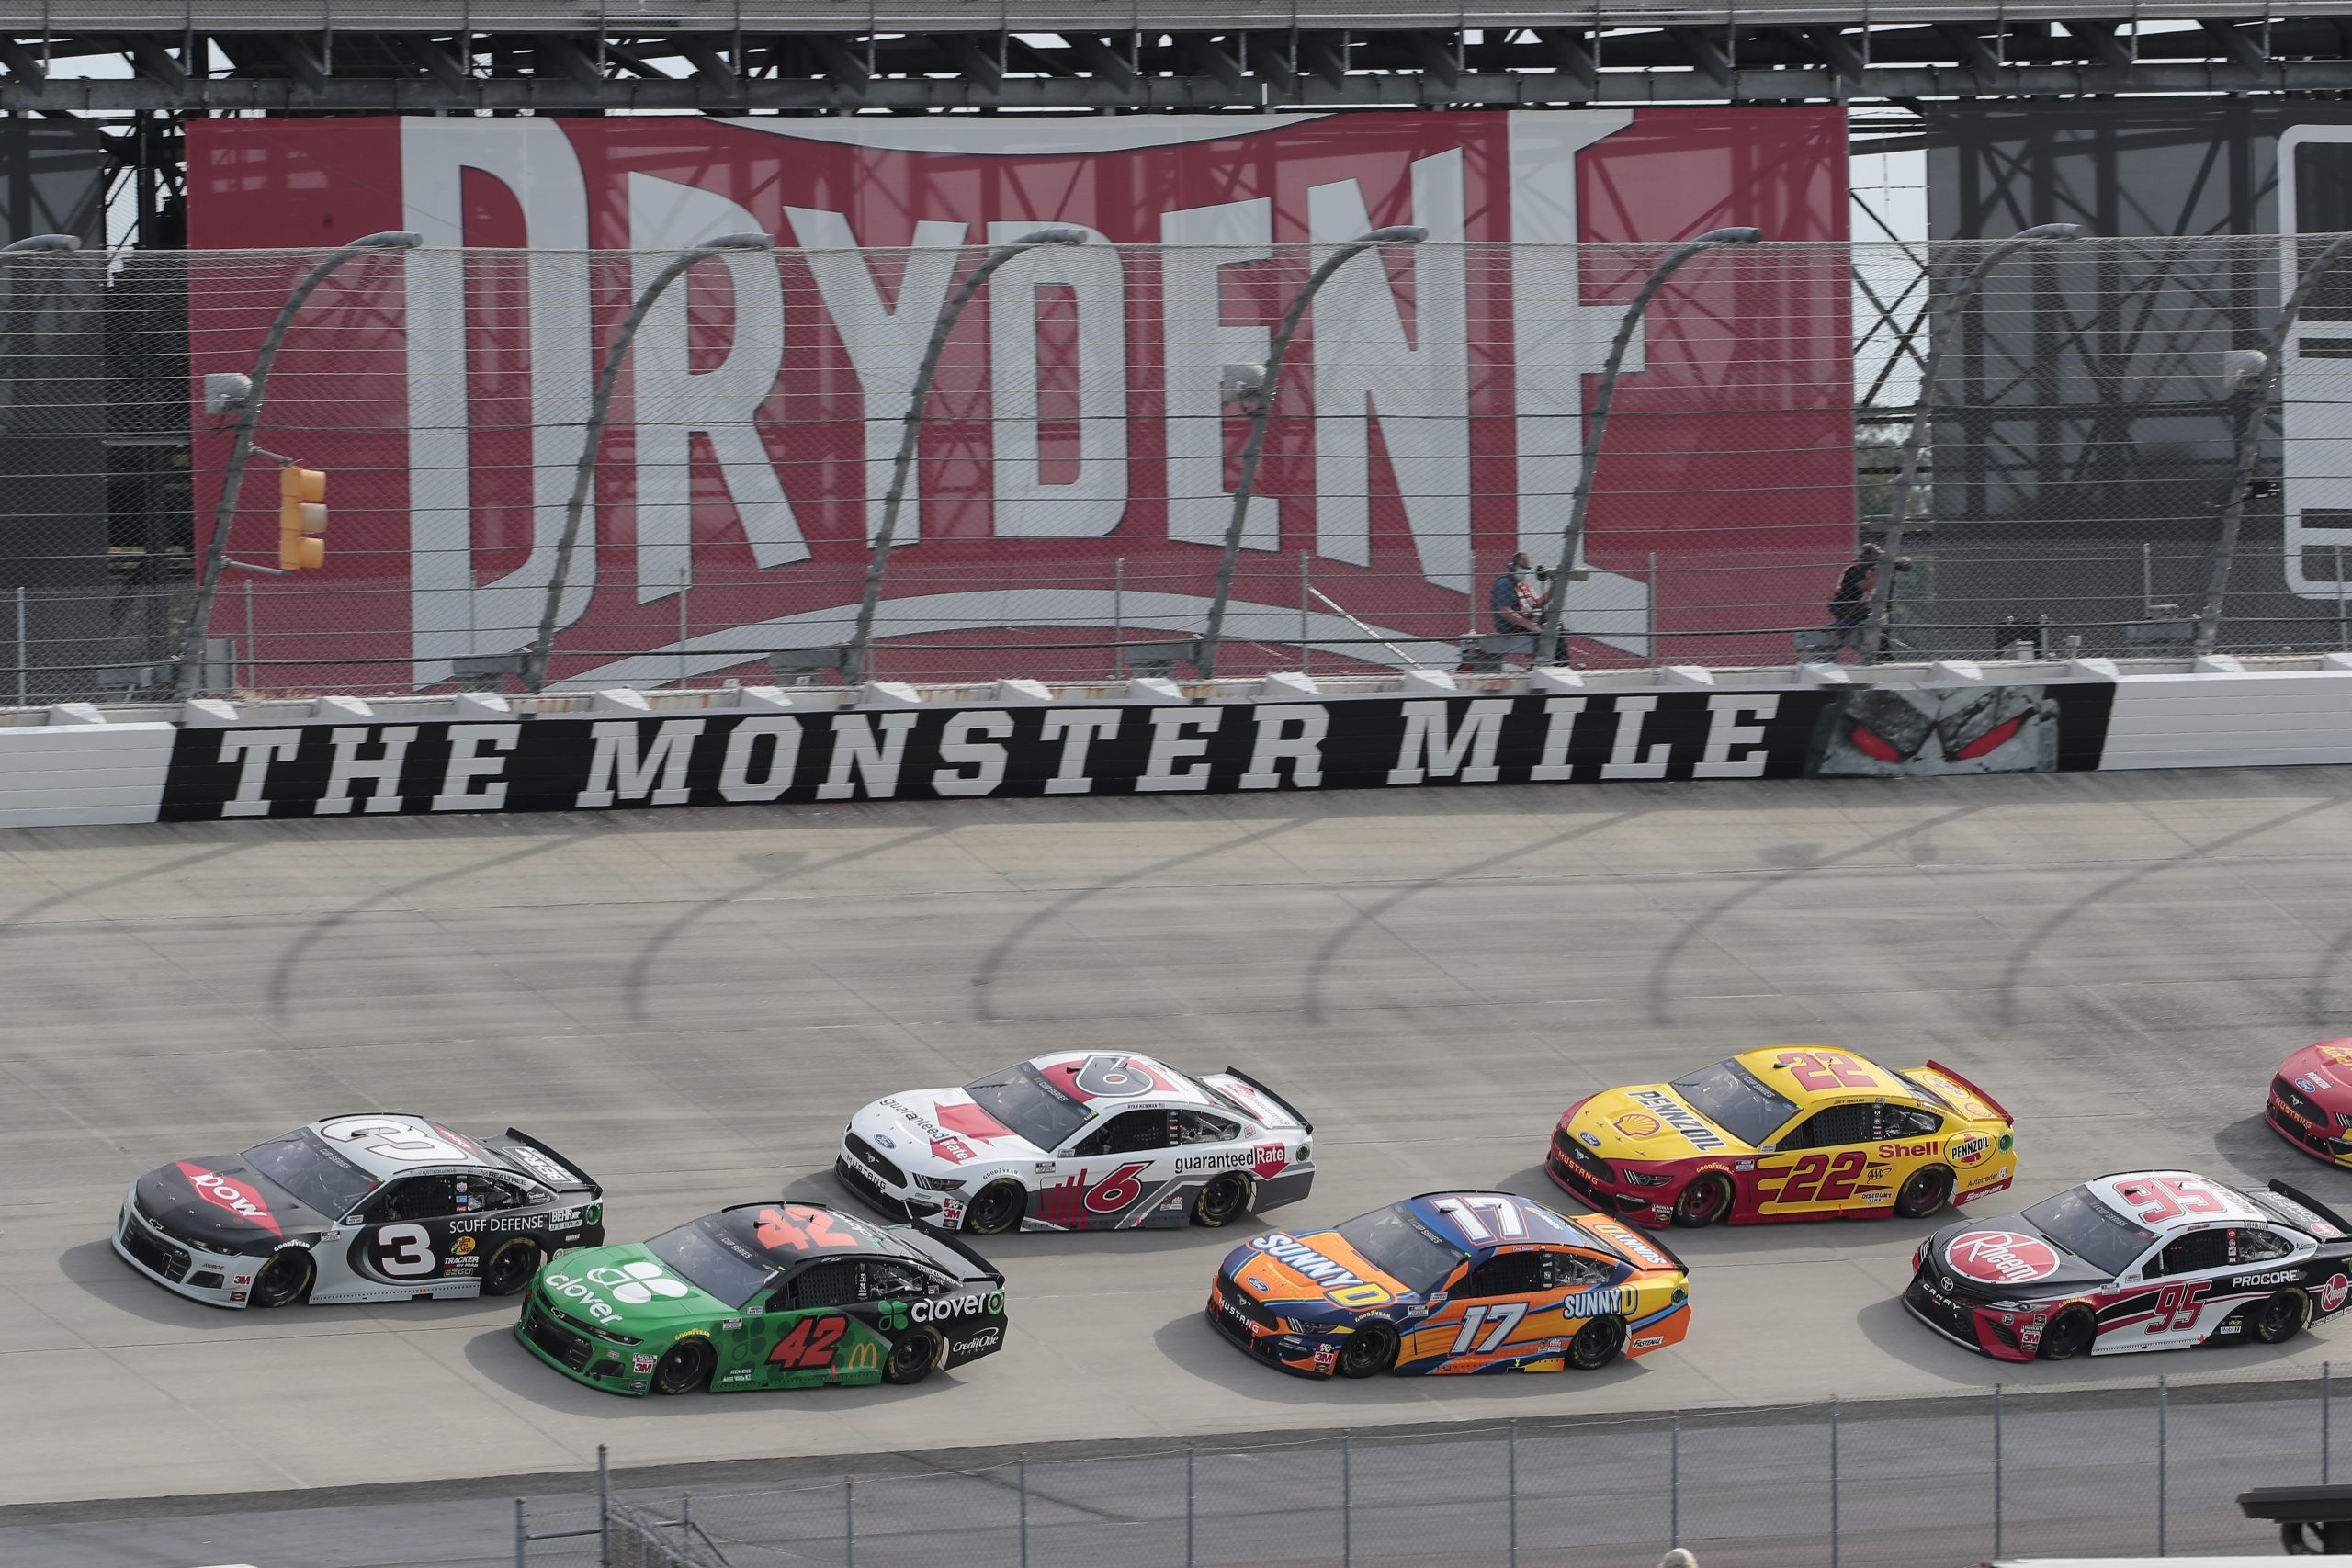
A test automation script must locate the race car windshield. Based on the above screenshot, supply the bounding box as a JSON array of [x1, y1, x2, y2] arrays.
[[963, 1064, 1092, 1150], [1667, 1061, 1797, 1147], [1333, 1206, 1464, 1295], [646, 1217, 774, 1310], [238, 1132, 379, 1218], [2022, 1186, 2157, 1277]]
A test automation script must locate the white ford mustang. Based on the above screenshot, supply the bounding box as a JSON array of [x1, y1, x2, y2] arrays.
[[833, 1052, 1316, 1234]]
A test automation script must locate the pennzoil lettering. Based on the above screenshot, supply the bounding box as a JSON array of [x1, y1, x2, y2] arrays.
[[1626, 1090, 1728, 1152]]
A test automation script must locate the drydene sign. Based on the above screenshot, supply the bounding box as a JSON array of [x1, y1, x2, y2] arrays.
[[184, 110, 1851, 692]]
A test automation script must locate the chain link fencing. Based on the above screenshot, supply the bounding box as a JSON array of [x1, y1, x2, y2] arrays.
[[497, 1362, 2352, 1568], [4, 233, 2349, 704]]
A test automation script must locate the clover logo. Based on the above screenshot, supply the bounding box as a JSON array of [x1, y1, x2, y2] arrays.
[[878, 1300, 910, 1330], [598, 1260, 691, 1305]]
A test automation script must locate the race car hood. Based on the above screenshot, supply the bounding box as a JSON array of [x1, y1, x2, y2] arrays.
[[2279, 1042, 2352, 1116], [852, 1088, 1050, 1173], [1218, 1229, 1419, 1323], [1564, 1085, 1750, 1161], [1922, 1216, 2114, 1301], [535, 1244, 734, 1334], [132, 1157, 327, 1254]]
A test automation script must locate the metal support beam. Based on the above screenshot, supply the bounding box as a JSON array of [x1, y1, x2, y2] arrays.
[[1806, 25, 1868, 87], [1935, 21, 2003, 84], [806, 34, 869, 88], [126, 35, 189, 91], [1669, 25, 1735, 88], [2200, 17, 2267, 71], [1064, 33, 1136, 87], [2065, 17, 2132, 69], [1408, 29, 1462, 87], [944, 32, 1003, 88], [1536, 27, 1598, 91], [395, 34, 468, 92]]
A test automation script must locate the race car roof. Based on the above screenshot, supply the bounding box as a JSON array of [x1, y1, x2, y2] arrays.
[[299, 1113, 504, 1182], [711, 1202, 919, 1267], [2080, 1171, 2269, 1234], [1405, 1191, 1600, 1255], [1022, 1052, 1221, 1110], [1727, 1046, 1944, 1110]]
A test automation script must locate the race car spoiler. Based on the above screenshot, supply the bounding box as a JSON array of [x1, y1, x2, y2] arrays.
[[1219, 1067, 1315, 1134], [492, 1128, 602, 1197], [1923, 1060, 2016, 1127], [2269, 1179, 2352, 1239]]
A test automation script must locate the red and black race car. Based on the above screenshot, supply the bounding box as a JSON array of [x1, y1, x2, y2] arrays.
[[1905, 1170, 2352, 1361], [2267, 1039, 2352, 1167]]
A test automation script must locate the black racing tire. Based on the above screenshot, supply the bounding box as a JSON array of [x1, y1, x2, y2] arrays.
[[650, 1338, 715, 1396], [1338, 1322, 1399, 1379], [2252, 1289, 2309, 1346], [965, 1181, 1026, 1236], [2037, 1306, 2097, 1361], [1192, 1172, 1252, 1228], [1894, 1166, 1957, 1221], [884, 1328, 942, 1386], [1671, 1174, 1735, 1229], [1568, 1314, 1629, 1371], [249, 1247, 314, 1309], [481, 1237, 543, 1298]]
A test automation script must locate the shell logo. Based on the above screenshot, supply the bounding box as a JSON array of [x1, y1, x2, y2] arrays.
[[1611, 1111, 1664, 1140]]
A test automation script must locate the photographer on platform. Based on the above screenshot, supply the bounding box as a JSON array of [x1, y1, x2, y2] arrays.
[[1486, 551, 1555, 665]]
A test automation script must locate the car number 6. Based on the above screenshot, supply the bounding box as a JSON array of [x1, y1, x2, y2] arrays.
[[375, 1223, 437, 1277]]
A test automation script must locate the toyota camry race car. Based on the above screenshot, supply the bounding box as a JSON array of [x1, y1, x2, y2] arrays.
[[1547, 1047, 2016, 1228], [2266, 1039, 2352, 1166], [517, 1201, 1007, 1395], [1904, 1172, 2352, 1361], [1207, 1190, 1691, 1378], [836, 1052, 1314, 1234], [113, 1113, 602, 1308]]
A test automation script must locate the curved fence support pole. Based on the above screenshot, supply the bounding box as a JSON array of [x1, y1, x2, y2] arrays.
[[1196, 224, 1426, 681], [177, 230, 422, 696], [1535, 226, 1761, 670], [2194, 229, 2352, 656], [844, 227, 1086, 685], [526, 231, 775, 693], [1861, 222, 2080, 664]]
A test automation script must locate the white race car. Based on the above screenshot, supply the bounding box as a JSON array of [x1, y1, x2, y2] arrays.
[[834, 1053, 1315, 1234]]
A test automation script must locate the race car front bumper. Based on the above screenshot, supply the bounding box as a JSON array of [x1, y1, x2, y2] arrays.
[[1205, 1273, 1341, 1378], [2267, 1093, 2352, 1166], [832, 1144, 948, 1225], [514, 1291, 657, 1394], [1545, 1132, 1678, 1228], [110, 1187, 258, 1308], [1902, 1269, 2036, 1362]]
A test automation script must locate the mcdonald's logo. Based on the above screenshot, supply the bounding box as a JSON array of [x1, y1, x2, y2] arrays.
[[842, 1337, 882, 1373]]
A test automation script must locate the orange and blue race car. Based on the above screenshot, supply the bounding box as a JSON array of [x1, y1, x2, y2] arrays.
[[1546, 1046, 2017, 1229], [1206, 1190, 1690, 1377]]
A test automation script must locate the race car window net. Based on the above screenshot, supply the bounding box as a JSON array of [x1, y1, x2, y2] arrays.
[[240, 1131, 379, 1219], [647, 1217, 774, 1310], [1334, 1207, 1464, 1296], [2022, 1186, 2157, 1278], [965, 1065, 1094, 1151], [1668, 1061, 1797, 1147]]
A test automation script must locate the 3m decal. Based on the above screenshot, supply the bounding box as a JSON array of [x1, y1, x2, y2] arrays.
[[769, 1315, 850, 1370], [177, 1163, 282, 1236], [1625, 1090, 1729, 1152], [1249, 1232, 1398, 1308], [1944, 1230, 2063, 1285]]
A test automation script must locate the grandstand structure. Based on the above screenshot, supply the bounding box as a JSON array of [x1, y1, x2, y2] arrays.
[[2, 0, 2349, 117]]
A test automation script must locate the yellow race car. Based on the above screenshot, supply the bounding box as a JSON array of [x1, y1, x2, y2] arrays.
[[1546, 1046, 2017, 1229]]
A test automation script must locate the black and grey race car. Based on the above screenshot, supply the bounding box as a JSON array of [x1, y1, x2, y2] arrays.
[[114, 1112, 603, 1308]]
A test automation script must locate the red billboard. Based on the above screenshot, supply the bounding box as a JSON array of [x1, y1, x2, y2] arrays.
[[185, 110, 1849, 691]]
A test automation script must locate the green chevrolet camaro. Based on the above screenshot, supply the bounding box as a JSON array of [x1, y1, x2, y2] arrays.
[[515, 1201, 1009, 1395]]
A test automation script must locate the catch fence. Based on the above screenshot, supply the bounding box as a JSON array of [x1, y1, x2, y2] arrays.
[[3, 232, 2347, 703], [511, 1363, 2350, 1568]]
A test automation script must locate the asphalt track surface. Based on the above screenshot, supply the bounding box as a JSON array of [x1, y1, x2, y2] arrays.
[[8, 768, 2352, 1547]]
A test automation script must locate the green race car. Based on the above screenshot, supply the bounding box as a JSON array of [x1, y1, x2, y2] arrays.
[[515, 1201, 1008, 1394]]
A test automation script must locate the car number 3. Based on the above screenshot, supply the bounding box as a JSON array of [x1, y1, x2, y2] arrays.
[[374, 1223, 437, 1278]]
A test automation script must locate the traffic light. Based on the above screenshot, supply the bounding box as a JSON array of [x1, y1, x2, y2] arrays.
[[279, 465, 325, 570]]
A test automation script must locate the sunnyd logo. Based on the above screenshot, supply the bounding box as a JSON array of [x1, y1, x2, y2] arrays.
[[1625, 1091, 1728, 1152], [1249, 1233, 1396, 1308]]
